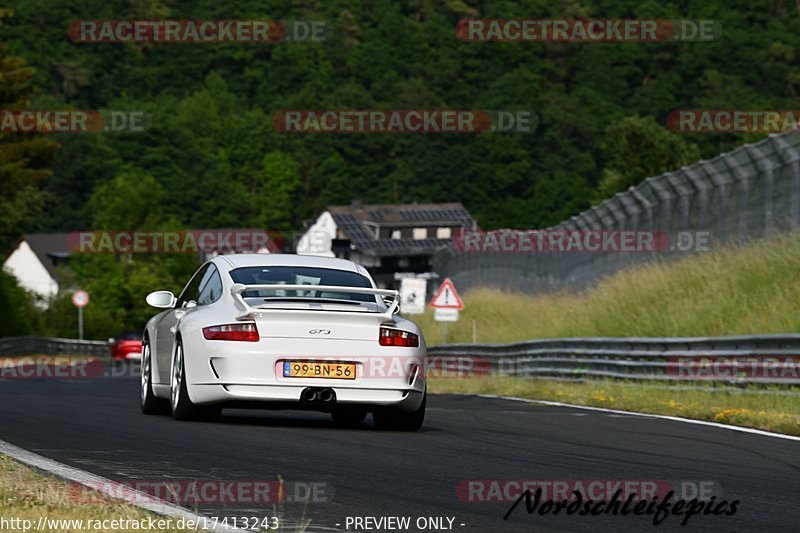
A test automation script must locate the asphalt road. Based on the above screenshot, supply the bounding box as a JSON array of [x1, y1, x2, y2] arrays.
[[0, 362, 797, 533]]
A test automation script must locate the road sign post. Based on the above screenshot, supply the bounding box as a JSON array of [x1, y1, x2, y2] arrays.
[[399, 278, 427, 314], [72, 290, 89, 340], [433, 308, 459, 321], [430, 278, 463, 344]]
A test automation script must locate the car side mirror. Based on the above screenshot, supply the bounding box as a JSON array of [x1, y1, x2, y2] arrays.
[[146, 290, 176, 308]]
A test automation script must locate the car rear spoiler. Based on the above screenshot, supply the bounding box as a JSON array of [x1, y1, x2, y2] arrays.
[[230, 283, 400, 320]]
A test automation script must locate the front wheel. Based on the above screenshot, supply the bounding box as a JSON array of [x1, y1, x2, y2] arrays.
[[170, 339, 220, 421], [373, 392, 426, 431], [140, 336, 168, 415]]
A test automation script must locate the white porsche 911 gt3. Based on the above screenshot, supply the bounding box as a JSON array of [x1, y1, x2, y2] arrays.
[[140, 254, 427, 430]]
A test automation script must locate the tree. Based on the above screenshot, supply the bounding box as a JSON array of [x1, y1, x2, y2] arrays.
[[594, 116, 700, 202], [89, 169, 165, 230], [2, 0, 798, 234], [0, 269, 43, 336], [0, 9, 58, 253], [258, 151, 301, 230], [42, 169, 199, 339]]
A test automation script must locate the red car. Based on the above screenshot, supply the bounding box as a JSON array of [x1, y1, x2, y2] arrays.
[[109, 331, 143, 361]]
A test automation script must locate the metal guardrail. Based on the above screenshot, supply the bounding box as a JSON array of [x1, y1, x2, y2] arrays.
[[0, 336, 111, 357], [427, 334, 800, 385], [4, 335, 799, 385]]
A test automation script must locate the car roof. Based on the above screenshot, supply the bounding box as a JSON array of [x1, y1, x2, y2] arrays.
[[215, 253, 362, 273]]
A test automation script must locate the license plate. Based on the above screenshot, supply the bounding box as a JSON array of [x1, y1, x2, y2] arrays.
[[283, 361, 356, 380]]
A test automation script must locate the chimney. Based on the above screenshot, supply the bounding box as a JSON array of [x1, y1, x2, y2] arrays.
[[351, 198, 363, 210]]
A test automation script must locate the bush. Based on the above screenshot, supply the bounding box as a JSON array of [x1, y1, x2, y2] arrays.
[[0, 269, 43, 336]]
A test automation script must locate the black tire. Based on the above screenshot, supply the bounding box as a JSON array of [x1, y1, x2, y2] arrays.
[[140, 336, 168, 415], [373, 392, 426, 431], [331, 408, 367, 428], [170, 339, 215, 421]]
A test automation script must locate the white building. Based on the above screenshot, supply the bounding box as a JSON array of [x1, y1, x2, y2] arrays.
[[4, 233, 70, 304], [295, 211, 337, 258]]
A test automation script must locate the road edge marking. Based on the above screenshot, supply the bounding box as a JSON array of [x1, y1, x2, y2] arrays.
[[0, 438, 248, 532], [476, 394, 800, 442]]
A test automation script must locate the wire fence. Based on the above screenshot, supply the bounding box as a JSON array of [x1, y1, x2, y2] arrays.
[[434, 131, 800, 293]]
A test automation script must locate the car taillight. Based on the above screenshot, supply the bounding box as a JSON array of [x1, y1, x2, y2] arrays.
[[202, 323, 259, 341], [379, 327, 419, 347]]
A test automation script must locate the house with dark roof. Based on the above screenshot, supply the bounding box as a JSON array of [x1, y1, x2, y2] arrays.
[[296, 200, 477, 287], [3, 233, 71, 302]]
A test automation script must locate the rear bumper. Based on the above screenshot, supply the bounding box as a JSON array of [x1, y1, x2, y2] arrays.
[[113, 350, 142, 361], [112, 342, 143, 361], [180, 333, 426, 412], [189, 383, 425, 412]]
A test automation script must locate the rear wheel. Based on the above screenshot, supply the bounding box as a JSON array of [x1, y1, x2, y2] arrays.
[[373, 392, 426, 431], [140, 337, 168, 415], [171, 339, 221, 421], [331, 408, 367, 428]]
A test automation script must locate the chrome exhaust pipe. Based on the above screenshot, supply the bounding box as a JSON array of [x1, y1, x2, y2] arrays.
[[301, 388, 317, 402], [318, 388, 335, 402]]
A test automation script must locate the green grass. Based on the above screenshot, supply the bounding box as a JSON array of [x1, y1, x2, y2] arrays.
[[414, 232, 800, 345], [0, 455, 310, 532], [429, 377, 800, 435], [0, 455, 195, 532], [417, 233, 800, 434]]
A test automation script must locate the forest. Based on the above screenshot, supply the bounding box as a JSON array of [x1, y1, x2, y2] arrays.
[[1, 0, 798, 337]]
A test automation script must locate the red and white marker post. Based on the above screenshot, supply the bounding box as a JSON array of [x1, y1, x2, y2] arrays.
[[72, 290, 89, 340]]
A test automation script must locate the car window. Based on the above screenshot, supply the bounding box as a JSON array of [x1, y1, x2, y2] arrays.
[[178, 264, 212, 307], [197, 265, 223, 305], [229, 266, 373, 302]]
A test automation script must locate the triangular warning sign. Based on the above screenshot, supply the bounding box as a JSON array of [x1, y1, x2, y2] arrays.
[[430, 278, 463, 309]]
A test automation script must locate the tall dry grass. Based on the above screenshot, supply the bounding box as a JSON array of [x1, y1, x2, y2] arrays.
[[415, 232, 800, 344]]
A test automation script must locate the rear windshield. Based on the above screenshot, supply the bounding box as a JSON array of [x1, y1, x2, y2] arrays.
[[229, 266, 374, 302]]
